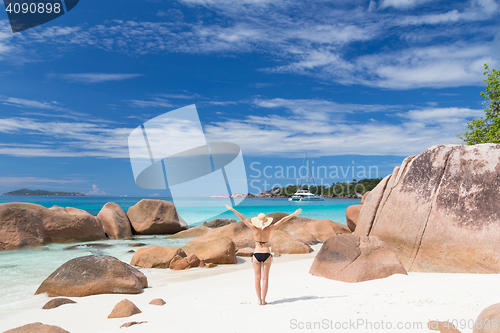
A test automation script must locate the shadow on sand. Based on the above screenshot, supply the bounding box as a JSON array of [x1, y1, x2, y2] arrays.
[[269, 295, 347, 305]]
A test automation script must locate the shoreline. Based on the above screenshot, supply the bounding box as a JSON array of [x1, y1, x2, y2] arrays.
[[0, 198, 353, 226], [1, 243, 499, 333], [0, 195, 361, 199]]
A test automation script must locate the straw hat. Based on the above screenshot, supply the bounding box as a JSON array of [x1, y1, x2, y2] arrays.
[[251, 213, 273, 229]]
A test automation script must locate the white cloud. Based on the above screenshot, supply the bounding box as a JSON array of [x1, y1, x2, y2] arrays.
[[0, 102, 484, 158], [126, 114, 153, 121], [380, 0, 433, 10], [60, 73, 142, 83], [396, 0, 499, 25], [1, 97, 68, 111], [398, 107, 484, 123], [0, 96, 118, 123], [253, 98, 399, 114], [269, 49, 355, 77], [0, 20, 26, 63], [204, 104, 481, 156], [205, 100, 238, 106], [88, 184, 108, 195], [16, 111, 95, 121], [157, 92, 203, 99], [354, 42, 497, 89], [0, 176, 86, 187], [28, 26, 81, 39], [0, 144, 86, 157], [125, 98, 174, 108], [1, 1, 499, 89], [0, 117, 131, 158], [476, 0, 499, 12], [156, 9, 184, 19], [180, 0, 280, 5], [397, 10, 463, 25]]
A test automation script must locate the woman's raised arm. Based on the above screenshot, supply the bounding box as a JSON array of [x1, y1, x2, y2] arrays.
[[270, 208, 302, 230], [226, 204, 249, 222], [226, 204, 256, 229]]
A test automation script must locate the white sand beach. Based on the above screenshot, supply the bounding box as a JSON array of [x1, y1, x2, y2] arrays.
[[1, 244, 499, 333]]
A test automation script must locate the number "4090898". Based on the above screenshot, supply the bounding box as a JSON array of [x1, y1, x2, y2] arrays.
[[5, 2, 61, 14]]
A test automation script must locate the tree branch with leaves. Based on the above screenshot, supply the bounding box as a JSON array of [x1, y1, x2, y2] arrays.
[[458, 64, 500, 145]]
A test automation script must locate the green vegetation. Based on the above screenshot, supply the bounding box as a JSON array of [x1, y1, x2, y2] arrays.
[[268, 178, 383, 197], [321, 178, 383, 196], [458, 64, 500, 144], [2, 188, 86, 196]]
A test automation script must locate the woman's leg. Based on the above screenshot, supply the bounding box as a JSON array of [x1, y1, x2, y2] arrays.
[[261, 256, 272, 305], [252, 257, 262, 304]]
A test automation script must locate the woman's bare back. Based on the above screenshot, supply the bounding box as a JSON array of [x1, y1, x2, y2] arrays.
[[252, 226, 273, 253], [225, 205, 301, 253]]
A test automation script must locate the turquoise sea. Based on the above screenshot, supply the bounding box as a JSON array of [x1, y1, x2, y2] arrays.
[[0, 196, 357, 225], [0, 196, 358, 318]]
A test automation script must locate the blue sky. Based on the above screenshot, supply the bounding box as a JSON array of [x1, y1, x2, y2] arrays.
[[0, 0, 498, 196]]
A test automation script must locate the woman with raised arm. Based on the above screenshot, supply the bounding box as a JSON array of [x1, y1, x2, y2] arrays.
[[225, 205, 302, 305]]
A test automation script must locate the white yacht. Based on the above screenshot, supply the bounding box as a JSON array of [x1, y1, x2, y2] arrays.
[[289, 188, 325, 201], [289, 153, 325, 201]]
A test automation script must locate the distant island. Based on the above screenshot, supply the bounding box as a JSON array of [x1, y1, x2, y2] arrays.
[[210, 193, 248, 198], [255, 178, 383, 198], [2, 189, 86, 196]]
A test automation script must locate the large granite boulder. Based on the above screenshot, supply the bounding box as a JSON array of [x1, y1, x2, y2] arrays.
[[97, 202, 132, 239], [47, 206, 106, 242], [268, 213, 351, 242], [188, 214, 350, 249], [3, 322, 70, 333], [202, 218, 236, 228], [344, 191, 372, 234], [235, 247, 254, 257], [0, 203, 106, 244], [182, 236, 237, 264], [345, 204, 362, 232], [165, 225, 210, 239], [35, 255, 147, 297], [361, 191, 370, 204], [187, 222, 254, 248], [354, 143, 500, 273], [127, 199, 187, 235], [169, 253, 203, 270], [473, 303, 500, 333], [0, 205, 47, 249], [269, 230, 313, 254], [130, 246, 186, 269], [310, 234, 407, 282], [284, 228, 318, 245], [354, 175, 392, 237]]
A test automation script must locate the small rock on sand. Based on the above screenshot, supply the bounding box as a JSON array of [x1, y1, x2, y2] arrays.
[[149, 298, 166, 306], [120, 321, 148, 328], [108, 299, 142, 319], [3, 322, 70, 333], [42, 298, 76, 310]]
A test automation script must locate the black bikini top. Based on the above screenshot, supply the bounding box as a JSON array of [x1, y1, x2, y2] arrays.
[[255, 240, 269, 246]]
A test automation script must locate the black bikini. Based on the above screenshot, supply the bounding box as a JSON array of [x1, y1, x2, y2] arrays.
[[253, 240, 271, 262], [253, 253, 271, 262]]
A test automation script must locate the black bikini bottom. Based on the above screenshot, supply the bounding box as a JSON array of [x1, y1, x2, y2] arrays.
[[253, 252, 271, 263]]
